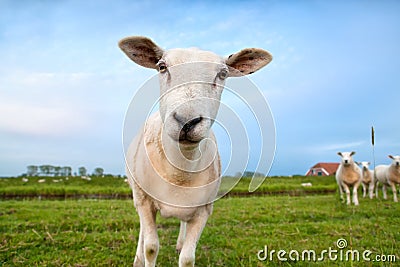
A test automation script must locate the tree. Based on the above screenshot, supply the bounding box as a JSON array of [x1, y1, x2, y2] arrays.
[[54, 166, 61, 176], [78, 167, 87, 176], [39, 165, 53, 176], [27, 165, 38, 176], [93, 167, 104, 177], [60, 166, 72, 176]]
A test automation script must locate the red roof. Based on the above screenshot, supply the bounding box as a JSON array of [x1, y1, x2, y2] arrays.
[[306, 162, 340, 176]]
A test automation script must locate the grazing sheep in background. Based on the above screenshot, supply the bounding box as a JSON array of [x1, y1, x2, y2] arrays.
[[119, 36, 272, 267], [301, 182, 312, 187], [22, 178, 28, 182], [81, 176, 91, 181], [336, 151, 362, 205], [358, 161, 374, 199], [38, 179, 46, 183], [375, 155, 400, 202]]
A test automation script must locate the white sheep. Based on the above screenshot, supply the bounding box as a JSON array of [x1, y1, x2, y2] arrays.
[[22, 178, 28, 182], [81, 176, 91, 181], [357, 161, 374, 199], [375, 155, 400, 202], [119, 36, 272, 267], [38, 179, 46, 183], [336, 151, 362, 205]]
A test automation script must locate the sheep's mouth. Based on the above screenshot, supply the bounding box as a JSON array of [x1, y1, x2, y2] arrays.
[[177, 129, 203, 145], [178, 136, 202, 145]]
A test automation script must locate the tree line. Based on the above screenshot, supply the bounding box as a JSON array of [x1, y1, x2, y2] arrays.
[[25, 165, 105, 177]]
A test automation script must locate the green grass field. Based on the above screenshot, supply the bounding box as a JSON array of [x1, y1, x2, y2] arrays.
[[0, 175, 337, 199], [1, 195, 399, 266]]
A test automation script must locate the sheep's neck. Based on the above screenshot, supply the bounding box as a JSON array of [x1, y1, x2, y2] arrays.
[[388, 165, 400, 183], [158, 131, 207, 173], [362, 169, 372, 183]]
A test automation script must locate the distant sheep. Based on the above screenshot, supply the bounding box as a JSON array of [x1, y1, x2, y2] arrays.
[[22, 178, 28, 182], [301, 182, 312, 187], [38, 179, 46, 183], [81, 176, 91, 181], [336, 151, 362, 205], [357, 161, 374, 199], [375, 155, 400, 202]]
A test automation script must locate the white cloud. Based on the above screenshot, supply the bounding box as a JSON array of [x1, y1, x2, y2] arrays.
[[0, 99, 88, 137], [310, 141, 365, 153]]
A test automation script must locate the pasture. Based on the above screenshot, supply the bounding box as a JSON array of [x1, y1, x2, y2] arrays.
[[1, 191, 399, 266], [0, 175, 336, 199]]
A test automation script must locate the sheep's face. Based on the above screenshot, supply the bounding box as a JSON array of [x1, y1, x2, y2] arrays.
[[389, 155, 400, 168], [157, 49, 226, 144], [119, 36, 272, 147], [359, 161, 370, 171], [337, 151, 356, 166]]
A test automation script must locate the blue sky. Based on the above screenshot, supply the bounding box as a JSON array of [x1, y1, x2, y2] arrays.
[[1, 0, 399, 177]]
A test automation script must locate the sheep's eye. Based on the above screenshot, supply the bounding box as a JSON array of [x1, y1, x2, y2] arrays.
[[218, 69, 228, 80], [157, 62, 167, 73]]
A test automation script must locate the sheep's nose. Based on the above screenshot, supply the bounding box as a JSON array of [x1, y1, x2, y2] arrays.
[[344, 160, 348, 164], [182, 117, 202, 133], [174, 113, 203, 133]]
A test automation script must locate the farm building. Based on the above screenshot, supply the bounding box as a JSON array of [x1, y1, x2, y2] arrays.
[[305, 162, 339, 176]]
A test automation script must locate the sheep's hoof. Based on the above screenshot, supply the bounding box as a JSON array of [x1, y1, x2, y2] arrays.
[[179, 257, 195, 267], [133, 257, 144, 267], [176, 243, 183, 254]]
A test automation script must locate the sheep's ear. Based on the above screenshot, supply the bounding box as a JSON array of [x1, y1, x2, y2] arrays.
[[118, 36, 164, 69], [226, 48, 272, 77], [389, 155, 394, 160], [337, 152, 343, 157], [350, 151, 356, 156]]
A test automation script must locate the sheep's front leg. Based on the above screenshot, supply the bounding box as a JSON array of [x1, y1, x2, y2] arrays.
[[352, 184, 359, 206], [176, 221, 186, 253], [337, 182, 344, 202], [134, 204, 159, 267], [134, 223, 144, 267], [341, 183, 351, 205], [362, 183, 367, 198], [179, 208, 210, 267]]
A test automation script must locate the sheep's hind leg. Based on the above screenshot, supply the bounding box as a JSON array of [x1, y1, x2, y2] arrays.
[[383, 184, 388, 200], [368, 183, 374, 199], [390, 182, 398, 202]]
